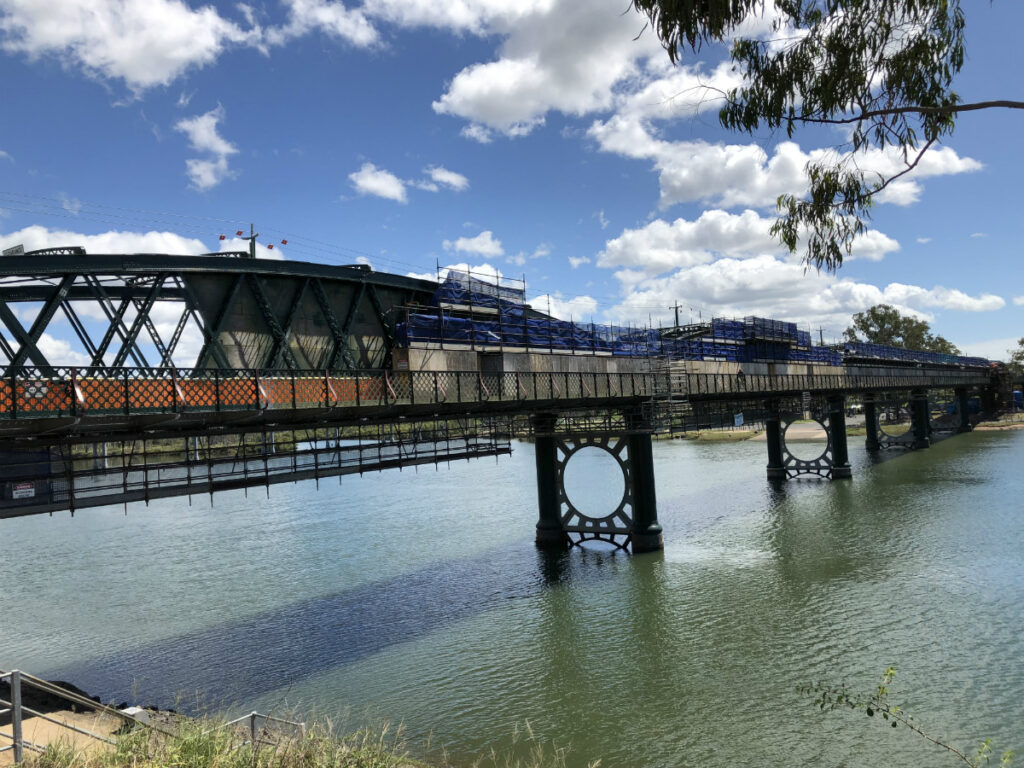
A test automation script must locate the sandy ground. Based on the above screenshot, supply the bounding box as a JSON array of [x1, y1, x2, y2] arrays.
[[0, 710, 121, 766]]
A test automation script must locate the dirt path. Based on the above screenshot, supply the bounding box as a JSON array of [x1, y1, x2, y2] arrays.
[[0, 710, 121, 766]]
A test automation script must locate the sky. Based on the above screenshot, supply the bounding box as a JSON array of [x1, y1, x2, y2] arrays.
[[0, 0, 1021, 362]]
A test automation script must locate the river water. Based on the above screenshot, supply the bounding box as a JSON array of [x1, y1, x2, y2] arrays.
[[3, 430, 1022, 766]]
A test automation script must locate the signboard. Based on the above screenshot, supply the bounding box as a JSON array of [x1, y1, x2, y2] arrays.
[[12, 481, 35, 499], [2, 244, 25, 256], [734, 412, 744, 427]]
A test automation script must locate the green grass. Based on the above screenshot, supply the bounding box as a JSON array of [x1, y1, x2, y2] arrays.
[[23, 717, 594, 768]]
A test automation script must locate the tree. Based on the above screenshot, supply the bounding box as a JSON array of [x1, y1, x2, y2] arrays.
[[1007, 338, 1024, 375], [630, 0, 1024, 271], [844, 303, 960, 353]]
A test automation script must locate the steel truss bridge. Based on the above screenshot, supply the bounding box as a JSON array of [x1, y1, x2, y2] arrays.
[[0, 252, 1009, 552]]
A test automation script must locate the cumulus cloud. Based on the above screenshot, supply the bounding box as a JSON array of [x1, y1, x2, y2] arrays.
[[175, 105, 238, 190], [601, 253, 1005, 334], [432, 0, 661, 138], [0, 0, 257, 91], [588, 116, 982, 211], [528, 291, 599, 321], [264, 0, 377, 48], [426, 165, 469, 191], [568, 255, 590, 268], [0, 224, 209, 255], [443, 230, 503, 257], [348, 162, 407, 203], [1014, 296, 1024, 306], [595, 210, 898, 276]]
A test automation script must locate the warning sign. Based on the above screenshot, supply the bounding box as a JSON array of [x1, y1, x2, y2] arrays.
[[12, 482, 35, 499]]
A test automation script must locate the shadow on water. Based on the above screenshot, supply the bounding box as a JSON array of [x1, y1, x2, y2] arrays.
[[47, 542, 623, 710]]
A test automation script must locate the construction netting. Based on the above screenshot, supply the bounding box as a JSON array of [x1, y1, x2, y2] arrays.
[[840, 342, 991, 369]]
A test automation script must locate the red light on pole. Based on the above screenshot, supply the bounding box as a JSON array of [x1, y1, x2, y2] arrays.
[[219, 234, 226, 240]]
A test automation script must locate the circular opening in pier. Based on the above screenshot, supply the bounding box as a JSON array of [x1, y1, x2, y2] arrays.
[[878, 402, 912, 438], [563, 445, 626, 520], [783, 419, 828, 462]]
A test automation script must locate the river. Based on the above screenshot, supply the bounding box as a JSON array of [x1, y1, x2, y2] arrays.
[[3, 429, 1022, 766]]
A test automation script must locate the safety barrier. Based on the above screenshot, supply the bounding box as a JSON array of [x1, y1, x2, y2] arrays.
[[0, 368, 656, 420]]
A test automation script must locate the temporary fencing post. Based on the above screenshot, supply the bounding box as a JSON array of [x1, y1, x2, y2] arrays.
[[12, 670, 23, 764]]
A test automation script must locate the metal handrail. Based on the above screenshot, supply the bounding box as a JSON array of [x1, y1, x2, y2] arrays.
[[1, 670, 300, 765]]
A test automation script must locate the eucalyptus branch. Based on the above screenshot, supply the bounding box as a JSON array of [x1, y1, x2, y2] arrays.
[[795, 100, 1024, 126]]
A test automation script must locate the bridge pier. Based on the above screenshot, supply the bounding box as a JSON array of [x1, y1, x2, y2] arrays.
[[826, 395, 852, 479], [955, 387, 973, 433], [911, 389, 931, 449], [764, 396, 851, 480], [863, 394, 881, 452], [626, 414, 664, 553], [533, 413, 569, 550], [765, 401, 786, 481], [532, 411, 663, 554]]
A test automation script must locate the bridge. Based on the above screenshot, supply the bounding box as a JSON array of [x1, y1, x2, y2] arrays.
[[0, 251, 1013, 552]]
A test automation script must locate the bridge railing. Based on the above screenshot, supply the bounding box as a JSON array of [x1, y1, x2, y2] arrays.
[[0, 367, 656, 419], [679, 369, 990, 398]]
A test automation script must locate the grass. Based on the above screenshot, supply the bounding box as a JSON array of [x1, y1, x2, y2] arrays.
[[21, 717, 593, 768]]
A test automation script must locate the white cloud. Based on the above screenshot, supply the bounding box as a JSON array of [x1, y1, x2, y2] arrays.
[[0, 224, 209, 255], [0, 0, 256, 91], [588, 116, 983, 211], [175, 105, 238, 190], [568, 255, 590, 269], [348, 162, 407, 203], [595, 210, 899, 276], [916, 237, 932, 244], [36, 332, 92, 367], [958, 337, 1022, 362], [432, 0, 661, 138], [364, 0, 553, 35], [971, 232, 988, 238], [596, 210, 608, 229], [59, 194, 82, 215], [528, 291, 598, 321], [601, 254, 1005, 333], [443, 230, 503, 257], [1014, 296, 1024, 306], [0, 149, 11, 162], [426, 165, 469, 191], [460, 124, 493, 143], [264, 0, 378, 48]]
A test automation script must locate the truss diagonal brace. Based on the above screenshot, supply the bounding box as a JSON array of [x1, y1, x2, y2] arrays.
[[4, 274, 77, 373], [112, 274, 167, 368], [245, 274, 299, 370]]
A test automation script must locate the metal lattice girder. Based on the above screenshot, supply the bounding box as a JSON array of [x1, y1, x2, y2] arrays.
[[112, 274, 167, 368], [244, 273, 300, 370], [86, 275, 151, 369], [0, 253, 438, 373], [310, 278, 351, 370], [330, 281, 365, 370], [3, 274, 77, 373]]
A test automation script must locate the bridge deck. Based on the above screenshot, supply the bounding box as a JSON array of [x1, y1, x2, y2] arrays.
[[0, 365, 993, 444]]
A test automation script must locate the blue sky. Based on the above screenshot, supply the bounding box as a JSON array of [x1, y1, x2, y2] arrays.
[[0, 0, 1021, 363]]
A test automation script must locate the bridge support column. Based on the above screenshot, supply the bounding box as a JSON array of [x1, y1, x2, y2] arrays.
[[911, 390, 931, 449], [765, 400, 786, 480], [863, 394, 880, 452], [626, 414, 663, 553], [955, 387, 973, 433], [827, 395, 852, 479], [533, 413, 568, 550]]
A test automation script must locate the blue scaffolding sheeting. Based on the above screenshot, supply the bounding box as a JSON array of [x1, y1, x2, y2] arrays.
[[840, 341, 990, 369]]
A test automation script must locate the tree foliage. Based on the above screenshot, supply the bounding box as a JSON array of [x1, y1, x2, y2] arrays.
[[844, 303, 959, 353], [802, 667, 1015, 767], [1007, 337, 1024, 375], [631, 0, 1024, 271]]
